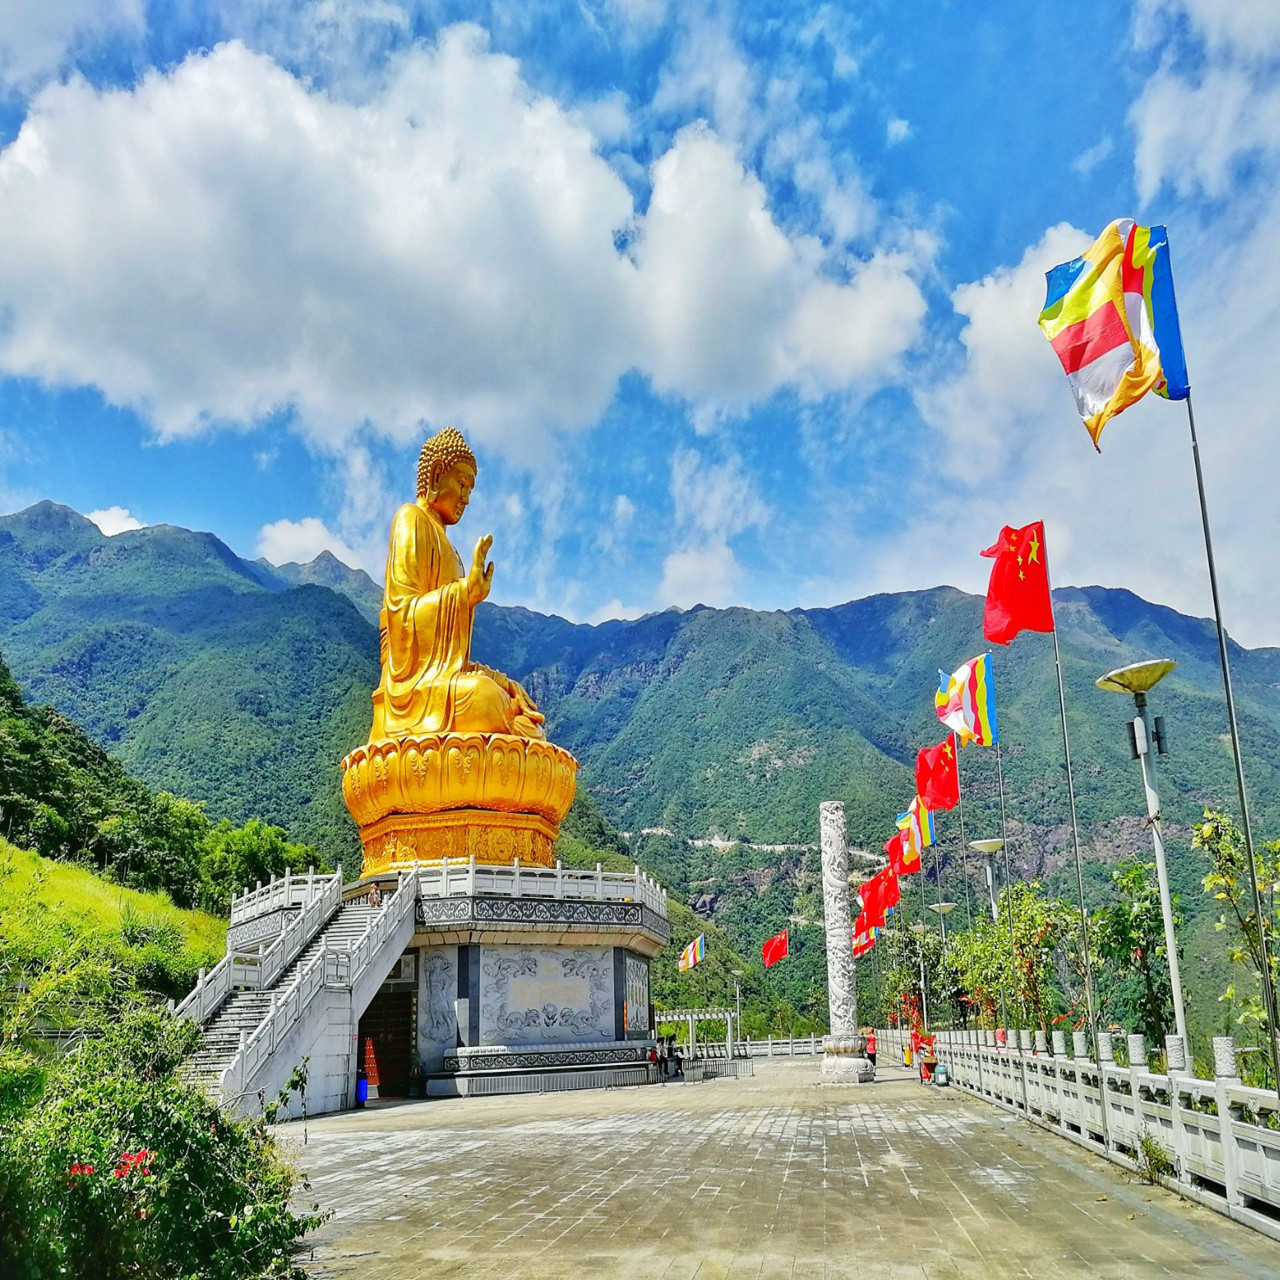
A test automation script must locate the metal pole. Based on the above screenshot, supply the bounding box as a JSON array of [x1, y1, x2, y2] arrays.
[[984, 853, 999, 924], [995, 739, 1030, 1114], [955, 750, 973, 929], [918, 939, 929, 1032], [1132, 691, 1189, 1042], [1182, 392, 1280, 1098], [1042, 557, 1110, 1146]]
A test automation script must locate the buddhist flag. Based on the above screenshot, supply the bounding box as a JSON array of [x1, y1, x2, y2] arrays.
[[982, 521, 1054, 645], [1038, 220, 1189, 450], [852, 921, 879, 958], [936, 653, 998, 746], [678, 933, 706, 972], [916, 735, 959, 811], [896, 796, 935, 860], [884, 829, 920, 876], [857, 867, 900, 927], [762, 928, 789, 969]]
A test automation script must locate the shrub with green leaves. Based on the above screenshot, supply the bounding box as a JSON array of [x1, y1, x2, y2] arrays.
[[0, 1010, 322, 1279]]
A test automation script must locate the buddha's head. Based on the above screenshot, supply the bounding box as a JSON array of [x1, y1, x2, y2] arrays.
[[417, 427, 477, 526]]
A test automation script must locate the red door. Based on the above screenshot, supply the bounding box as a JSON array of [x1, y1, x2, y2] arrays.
[[359, 990, 413, 1096]]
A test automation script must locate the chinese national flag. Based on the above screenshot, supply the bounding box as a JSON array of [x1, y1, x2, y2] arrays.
[[762, 928, 789, 968], [857, 868, 901, 926], [916, 734, 960, 811], [981, 521, 1055, 645], [884, 829, 920, 876]]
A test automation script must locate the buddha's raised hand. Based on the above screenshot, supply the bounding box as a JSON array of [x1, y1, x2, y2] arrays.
[[467, 534, 495, 605]]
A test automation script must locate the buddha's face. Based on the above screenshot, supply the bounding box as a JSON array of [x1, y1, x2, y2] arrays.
[[427, 460, 476, 526]]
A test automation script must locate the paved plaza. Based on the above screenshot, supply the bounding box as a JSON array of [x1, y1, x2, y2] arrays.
[[288, 1059, 1280, 1278]]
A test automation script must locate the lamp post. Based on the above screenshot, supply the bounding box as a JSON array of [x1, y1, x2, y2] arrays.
[[1096, 658, 1188, 1044], [927, 900, 958, 946], [969, 838, 1003, 924], [731, 968, 743, 1045], [910, 922, 929, 1031]]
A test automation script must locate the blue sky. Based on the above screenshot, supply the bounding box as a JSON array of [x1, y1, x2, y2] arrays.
[[1, 1, 1278, 640]]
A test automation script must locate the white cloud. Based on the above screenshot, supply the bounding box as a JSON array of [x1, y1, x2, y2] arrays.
[[658, 541, 742, 608], [0, 0, 144, 90], [1135, 0, 1280, 62], [651, 14, 754, 144], [917, 222, 1090, 479], [256, 515, 367, 571], [575, 89, 632, 144], [86, 505, 144, 535], [1131, 63, 1280, 202], [587, 596, 647, 624], [1072, 133, 1113, 177], [885, 118, 910, 145], [658, 445, 767, 609], [636, 126, 926, 405], [0, 30, 925, 475]]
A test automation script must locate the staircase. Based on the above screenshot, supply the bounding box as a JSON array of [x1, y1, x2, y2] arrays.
[[186, 902, 379, 1093], [179, 870, 417, 1115]]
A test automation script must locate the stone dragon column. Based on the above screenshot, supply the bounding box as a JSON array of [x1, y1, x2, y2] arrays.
[[819, 801, 872, 1082]]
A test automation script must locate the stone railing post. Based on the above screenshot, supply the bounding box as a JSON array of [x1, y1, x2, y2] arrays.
[[1051, 1029, 1067, 1057], [1164, 1033, 1189, 1183], [1213, 1037, 1243, 1207], [1095, 1032, 1115, 1138]]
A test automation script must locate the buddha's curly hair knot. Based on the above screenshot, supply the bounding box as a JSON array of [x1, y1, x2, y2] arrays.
[[417, 427, 477, 499]]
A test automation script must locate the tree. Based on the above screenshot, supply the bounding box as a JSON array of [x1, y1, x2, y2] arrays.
[[199, 819, 324, 915], [1194, 808, 1280, 1042], [1092, 860, 1178, 1044]]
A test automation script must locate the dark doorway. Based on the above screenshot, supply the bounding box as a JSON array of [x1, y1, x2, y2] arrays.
[[358, 989, 413, 1096]]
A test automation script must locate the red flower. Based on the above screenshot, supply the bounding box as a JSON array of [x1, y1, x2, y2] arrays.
[[112, 1149, 155, 1178], [68, 1162, 94, 1177]]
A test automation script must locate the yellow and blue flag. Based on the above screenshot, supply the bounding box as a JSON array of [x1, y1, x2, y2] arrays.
[[1038, 220, 1189, 450], [678, 933, 706, 972], [936, 653, 998, 747]]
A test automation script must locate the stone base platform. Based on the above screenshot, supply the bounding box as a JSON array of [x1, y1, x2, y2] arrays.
[[427, 1041, 656, 1097], [820, 1034, 874, 1084], [347, 862, 668, 1101]]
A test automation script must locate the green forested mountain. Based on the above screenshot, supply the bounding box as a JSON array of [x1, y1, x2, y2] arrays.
[[4, 500, 1280, 1010]]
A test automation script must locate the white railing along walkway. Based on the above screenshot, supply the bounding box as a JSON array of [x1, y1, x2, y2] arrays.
[[877, 1026, 1280, 1244], [174, 872, 342, 1026], [219, 871, 415, 1104], [230, 867, 335, 927], [409, 857, 667, 917]]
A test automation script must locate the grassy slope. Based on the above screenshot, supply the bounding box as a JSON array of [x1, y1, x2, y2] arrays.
[[0, 837, 225, 972]]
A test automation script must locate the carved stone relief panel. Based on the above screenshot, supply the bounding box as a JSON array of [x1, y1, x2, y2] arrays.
[[625, 954, 649, 1033], [478, 945, 614, 1046], [416, 945, 458, 1071]]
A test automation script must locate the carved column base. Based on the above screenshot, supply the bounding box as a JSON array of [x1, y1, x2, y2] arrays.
[[360, 809, 559, 874], [821, 1034, 875, 1083]]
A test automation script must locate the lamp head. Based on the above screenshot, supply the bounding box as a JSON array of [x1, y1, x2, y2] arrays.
[[927, 901, 958, 917], [1096, 658, 1176, 696], [968, 838, 1004, 855]]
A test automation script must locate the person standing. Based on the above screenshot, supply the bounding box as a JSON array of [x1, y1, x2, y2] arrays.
[[866, 1028, 877, 1070]]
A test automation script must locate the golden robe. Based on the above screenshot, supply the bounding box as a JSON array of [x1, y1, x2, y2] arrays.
[[370, 501, 535, 739]]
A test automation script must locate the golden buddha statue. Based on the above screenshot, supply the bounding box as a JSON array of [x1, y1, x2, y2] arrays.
[[342, 427, 577, 873]]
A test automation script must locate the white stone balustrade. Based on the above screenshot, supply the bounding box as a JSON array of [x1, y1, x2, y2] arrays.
[[875, 1026, 1280, 1243]]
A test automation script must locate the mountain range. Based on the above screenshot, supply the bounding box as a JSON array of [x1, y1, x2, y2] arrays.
[[3, 500, 1278, 915]]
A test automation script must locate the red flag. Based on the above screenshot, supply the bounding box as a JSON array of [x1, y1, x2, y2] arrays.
[[884, 829, 920, 876], [762, 928, 789, 968], [916, 734, 959, 811], [857, 868, 900, 926], [981, 521, 1054, 645]]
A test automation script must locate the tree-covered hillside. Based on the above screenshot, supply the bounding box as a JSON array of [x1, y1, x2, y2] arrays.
[[5, 499, 1280, 1037]]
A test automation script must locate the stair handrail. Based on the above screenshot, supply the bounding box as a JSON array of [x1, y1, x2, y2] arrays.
[[229, 867, 334, 927], [173, 871, 342, 1027], [257, 872, 343, 989], [219, 871, 415, 1104], [325, 870, 416, 992]]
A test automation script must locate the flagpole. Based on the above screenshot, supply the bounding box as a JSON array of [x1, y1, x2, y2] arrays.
[[993, 739, 1030, 1111], [1042, 551, 1110, 1146], [955, 750, 974, 929], [1182, 392, 1280, 1096]]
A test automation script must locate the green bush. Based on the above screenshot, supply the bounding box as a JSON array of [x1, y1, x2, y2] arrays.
[[0, 1010, 322, 1279]]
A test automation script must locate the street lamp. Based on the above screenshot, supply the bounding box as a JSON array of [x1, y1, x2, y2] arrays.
[[731, 968, 743, 1038], [910, 921, 929, 1031], [927, 900, 958, 945], [969, 838, 1004, 924], [1096, 657, 1188, 1044]]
